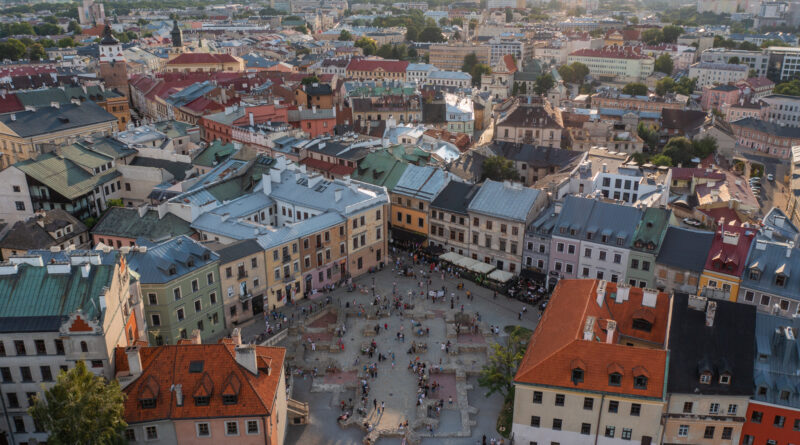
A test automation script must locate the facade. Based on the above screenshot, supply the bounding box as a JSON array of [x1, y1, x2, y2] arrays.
[[390, 165, 450, 247], [688, 62, 749, 91], [345, 59, 409, 81], [91, 207, 195, 248], [700, 84, 741, 111], [405, 63, 440, 84], [494, 98, 563, 148], [523, 203, 558, 275], [428, 43, 490, 71], [654, 227, 714, 294], [567, 47, 654, 80], [127, 236, 224, 346], [759, 94, 800, 128], [213, 240, 269, 329], [428, 181, 479, 256], [512, 279, 669, 445], [625, 207, 670, 289], [738, 237, 800, 317], [699, 221, 756, 301], [0, 249, 137, 445], [488, 36, 525, 66], [467, 180, 547, 274], [700, 48, 769, 78], [117, 337, 290, 445], [590, 91, 685, 113], [98, 24, 130, 100], [730, 116, 800, 159], [663, 293, 755, 445], [165, 53, 245, 73], [740, 313, 800, 445], [764, 46, 800, 82], [426, 70, 472, 89]]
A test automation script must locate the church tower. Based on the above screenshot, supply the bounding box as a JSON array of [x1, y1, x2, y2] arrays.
[[169, 20, 185, 55], [98, 23, 128, 96]]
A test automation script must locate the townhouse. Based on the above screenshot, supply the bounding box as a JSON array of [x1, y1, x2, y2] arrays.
[[740, 313, 800, 445], [512, 279, 669, 445], [625, 207, 670, 289], [523, 203, 559, 281], [738, 237, 800, 317], [91, 207, 195, 248], [699, 220, 756, 301], [426, 70, 472, 89], [494, 97, 563, 148], [127, 236, 224, 346], [663, 293, 755, 445], [0, 250, 138, 445], [428, 181, 480, 257], [212, 240, 269, 329], [390, 165, 450, 248], [405, 63, 440, 84], [0, 209, 88, 260], [654, 226, 714, 295], [345, 59, 409, 81], [117, 336, 292, 445], [731, 116, 800, 159], [467, 180, 548, 274], [759, 94, 800, 128]]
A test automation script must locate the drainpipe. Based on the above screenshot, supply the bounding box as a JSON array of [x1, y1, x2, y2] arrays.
[[594, 393, 605, 445]]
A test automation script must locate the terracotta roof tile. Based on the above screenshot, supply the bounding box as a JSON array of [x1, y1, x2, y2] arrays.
[[167, 53, 240, 65], [346, 59, 409, 73]]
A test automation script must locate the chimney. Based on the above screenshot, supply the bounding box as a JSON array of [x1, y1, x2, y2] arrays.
[[787, 241, 794, 258], [50, 101, 60, 109], [231, 327, 242, 345], [642, 288, 658, 308], [605, 319, 617, 344], [334, 189, 342, 202], [583, 316, 596, 341], [312, 105, 317, 114], [235, 345, 258, 375], [705, 300, 717, 327], [191, 329, 202, 345], [615, 284, 630, 303], [596, 280, 607, 306], [126, 346, 143, 376], [249, 112, 255, 127], [174, 384, 184, 406], [80, 263, 91, 278]]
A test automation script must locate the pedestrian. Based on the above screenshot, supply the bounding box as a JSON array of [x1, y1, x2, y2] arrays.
[[483, 434, 487, 445], [448, 396, 453, 405], [518, 311, 522, 320], [381, 401, 385, 413]]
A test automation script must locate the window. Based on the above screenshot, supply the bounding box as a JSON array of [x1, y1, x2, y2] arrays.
[[210, 293, 217, 304], [709, 403, 719, 414], [177, 308, 185, 321], [583, 397, 593, 410], [794, 418, 800, 431], [599, 251, 607, 261], [191, 279, 199, 292], [20, 367, 32, 382], [197, 422, 210, 437], [14, 201, 24, 211], [194, 395, 210, 406], [774, 415, 785, 427], [555, 394, 565, 406], [700, 372, 712, 384], [7, 393, 18, 408], [35, 339, 46, 355], [621, 428, 632, 440], [148, 293, 158, 305], [124, 429, 136, 441], [581, 423, 591, 435], [572, 368, 584, 383], [0, 367, 11, 383], [634, 375, 648, 390], [226, 421, 239, 436], [246, 420, 259, 434], [608, 400, 619, 413], [609, 373, 622, 386], [207, 272, 214, 285], [605, 426, 615, 438], [13, 416, 25, 433], [678, 425, 689, 437], [630, 403, 641, 416], [751, 411, 763, 423], [703, 426, 715, 439], [173, 287, 182, 301], [55, 339, 64, 355], [533, 391, 542, 404], [14, 340, 25, 355], [40, 366, 52, 382], [727, 404, 737, 415], [146, 425, 158, 440], [552, 418, 562, 430], [719, 373, 731, 384], [584, 248, 592, 258], [530, 416, 540, 427], [721, 427, 733, 440]]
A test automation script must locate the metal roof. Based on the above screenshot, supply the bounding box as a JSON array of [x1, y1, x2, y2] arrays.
[[467, 179, 540, 222]]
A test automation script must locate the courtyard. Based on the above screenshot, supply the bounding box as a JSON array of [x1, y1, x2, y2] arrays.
[[241, 253, 543, 445]]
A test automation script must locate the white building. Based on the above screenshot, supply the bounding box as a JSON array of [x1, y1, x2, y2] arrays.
[[489, 36, 525, 66], [700, 48, 769, 78], [688, 62, 749, 91], [567, 47, 654, 81], [406, 63, 440, 84], [444, 93, 474, 134], [759, 94, 800, 128], [426, 70, 472, 89]]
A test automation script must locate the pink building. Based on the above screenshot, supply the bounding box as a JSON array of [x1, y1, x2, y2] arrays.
[[701, 84, 741, 111]]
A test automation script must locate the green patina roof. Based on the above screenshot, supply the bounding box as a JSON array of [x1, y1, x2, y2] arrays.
[[152, 120, 196, 139], [192, 140, 236, 168], [631, 207, 671, 253], [352, 149, 409, 191], [79, 137, 137, 160], [15, 152, 120, 200], [92, 207, 194, 241], [15, 86, 121, 108], [58, 144, 114, 169]]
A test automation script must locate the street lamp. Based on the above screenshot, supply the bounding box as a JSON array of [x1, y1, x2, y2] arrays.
[[372, 276, 375, 297]]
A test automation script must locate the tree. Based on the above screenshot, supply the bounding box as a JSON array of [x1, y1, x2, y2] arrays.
[[661, 25, 683, 43], [655, 77, 675, 96], [405, 26, 418, 42], [642, 28, 663, 45], [662, 137, 695, 166], [478, 326, 528, 400], [654, 54, 674, 74], [482, 156, 517, 181], [301, 75, 319, 85], [728, 56, 740, 65], [34, 23, 61, 36], [57, 37, 76, 48], [68, 20, 81, 35], [29, 361, 126, 445], [470, 63, 491, 86], [556, 64, 574, 83], [673, 77, 697, 95], [354, 36, 377, 56], [774, 79, 800, 97], [28, 43, 45, 61], [505, 8, 513, 23], [637, 122, 659, 150], [439, 17, 449, 27], [293, 25, 308, 34], [0, 38, 26, 60], [376, 43, 393, 58], [557, 62, 588, 84], [462, 52, 479, 73], [651, 154, 672, 166], [622, 82, 648, 96], [693, 135, 718, 159], [338, 30, 352, 41], [418, 26, 444, 42], [534, 73, 554, 96], [39, 38, 55, 48]]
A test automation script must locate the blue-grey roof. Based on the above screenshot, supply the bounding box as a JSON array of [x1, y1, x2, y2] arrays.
[[126, 235, 218, 284], [752, 312, 800, 408], [742, 239, 800, 301], [467, 179, 541, 222], [552, 196, 642, 246], [406, 63, 439, 72], [165, 81, 217, 108], [528, 203, 559, 236], [427, 70, 471, 81], [656, 226, 715, 273], [0, 102, 116, 138], [393, 165, 449, 201], [762, 207, 800, 243], [257, 212, 345, 250], [213, 239, 265, 264], [267, 169, 388, 216], [187, 158, 250, 191]]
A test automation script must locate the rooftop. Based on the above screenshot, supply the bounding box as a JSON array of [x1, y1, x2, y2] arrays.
[[91, 207, 194, 242], [467, 179, 540, 222]]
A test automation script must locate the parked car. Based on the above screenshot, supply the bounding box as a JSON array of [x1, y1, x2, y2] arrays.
[[767, 173, 774, 181], [683, 217, 702, 227]]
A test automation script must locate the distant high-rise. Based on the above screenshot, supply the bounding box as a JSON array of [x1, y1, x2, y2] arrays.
[[78, 0, 105, 26]]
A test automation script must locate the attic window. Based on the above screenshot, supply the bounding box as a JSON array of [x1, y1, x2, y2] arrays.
[[608, 372, 622, 386], [586, 232, 593, 240], [140, 398, 156, 409], [189, 361, 204, 373], [719, 373, 731, 385], [187, 258, 195, 268], [633, 376, 648, 390], [203, 252, 211, 261], [775, 274, 787, 287], [757, 385, 767, 396], [222, 394, 238, 405], [749, 270, 761, 281], [632, 318, 652, 333], [700, 372, 712, 384], [616, 237, 624, 246], [194, 395, 210, 406], [572, 368, 584, 383], [168, 265, 177, 275]]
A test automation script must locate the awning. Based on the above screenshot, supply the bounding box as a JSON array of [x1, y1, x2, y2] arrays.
[[439, 252, 462, 263], [391, 227, 427, 244], [520, 268, 547, 282], [469, 261, 495, 274], [488, 269, 514, 283]]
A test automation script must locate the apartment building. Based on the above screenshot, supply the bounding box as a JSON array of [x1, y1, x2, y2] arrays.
[[699, 220, 756, 301], [212, 240, 268, 329], [730, 116, 800, 159], [759, 94, 800, 128], [390, 165, 450, 248], [688, 62, 749, 91], [512, 279, 668, 445], [428, 43, 490, 71], [429, 181, 479, 257], [0, 209, 88, 260], [494, 98, 563, 147], [164, 53, 245, 73], [625, 207, 670, 289], [345, 59, 409, 81], [700, 48, 769, 78], [663, 293, 755, 445], [127, 236, 224, 346], [654, 226, 714, 294], [567, 46, 654, 81], [0, 249, 138, 445], [523, 203, 559, 279], [765, 46, 800, 82], [738, 237, 800, 317], [467, 180, 547, 274], [590, 90, 685, 113]]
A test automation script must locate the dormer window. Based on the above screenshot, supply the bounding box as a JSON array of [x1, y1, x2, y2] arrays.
[[719, 373, 731, 385], [757, 386, 767, 396], [570, 229, 577, 236], [187, 258, 195, 268], [647, 242, 655, 251], [779, 390, 790, 401], [140, 398, 156, 409], [634, 240, 643, 248], [222, 394, 238, 405], [194, 395, 210, 406], [775, 274, 787, 287], [168, 265, 177, 275], [632, 318, 652, 332], [634, 375, 648, 390], [586, 232, 593, 240], [609, 372, 622, 386], [616, 237, 624, 246], [749, 269, 761, 281], [700, 372, 712, 384], [601, 235, 609, 243], [203, 252, 211, 261], [572, 368, 584, 383]]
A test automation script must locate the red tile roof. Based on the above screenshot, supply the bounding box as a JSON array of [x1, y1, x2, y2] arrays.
[[346, 59, 409, 73], [0, 93, 24, 114], [670, 167, 725, 181], [515, 279, 669, 399], [116, 342, 285, 424], [702, 221, 756, 277], [0, 65, 57, 77], [300, 157, 355, 176], [183, 96, 223, 114], [167, 53, 240, 65], [570, 46, 649, 60], [500, 54, 518, 73]]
